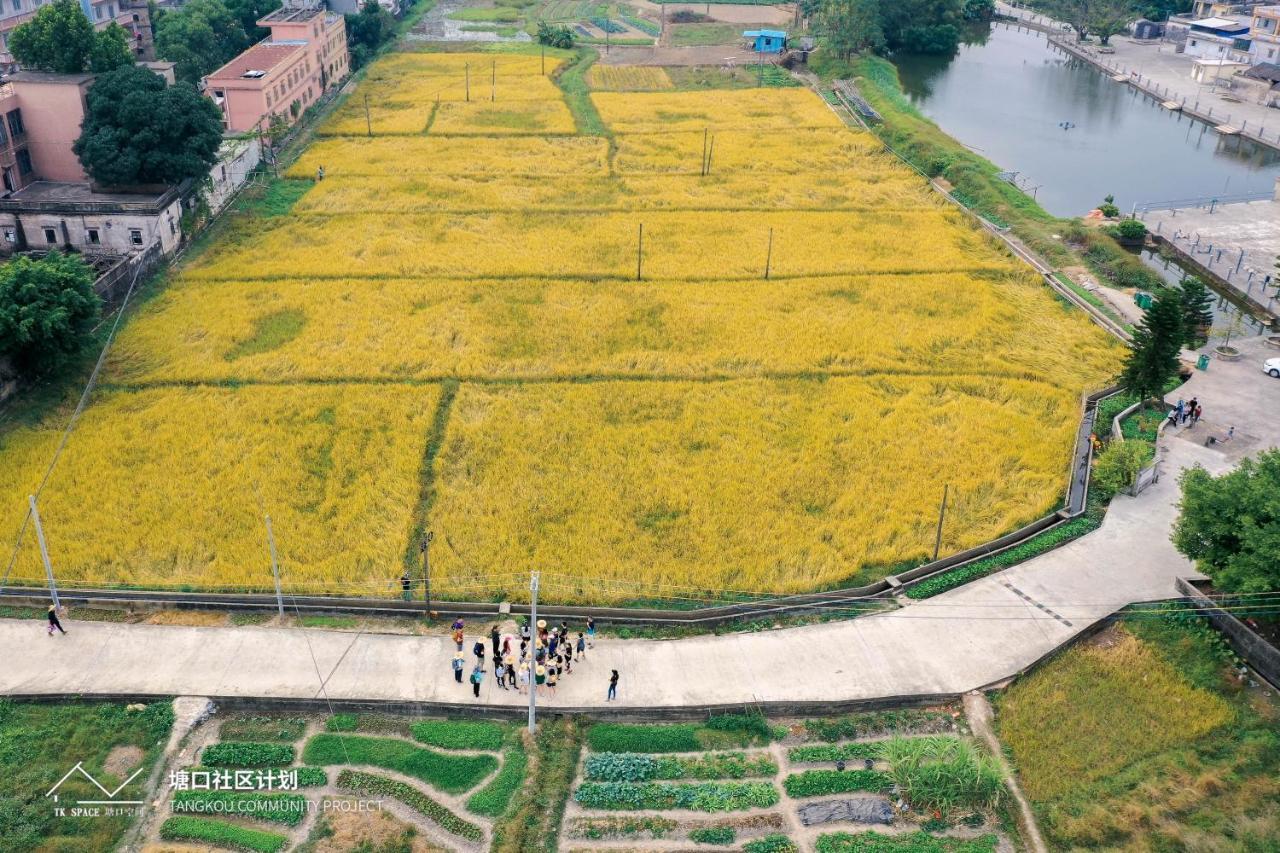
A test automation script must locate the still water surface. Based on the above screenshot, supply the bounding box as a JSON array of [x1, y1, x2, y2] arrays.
[[892, 24, 1280, 217]]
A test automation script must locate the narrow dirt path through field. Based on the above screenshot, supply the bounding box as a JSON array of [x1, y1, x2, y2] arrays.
[[962, 692, 1046, 853]]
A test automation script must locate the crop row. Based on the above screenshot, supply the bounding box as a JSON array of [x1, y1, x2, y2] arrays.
[[336, 769, 483, 840], [783, 769, 891, 798], [573, 780, 779, 811], [159, 816, 287, 852], [201, 741, 295, 768], [303, 734, 497, 793], [788, 742, 881, 763], [584, 750, 776, 781]]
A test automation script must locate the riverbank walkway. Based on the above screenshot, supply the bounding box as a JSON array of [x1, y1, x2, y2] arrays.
[[1142, 197, 1280, 320], [998, 1, 1280, 152], [1, 337, 1276, 710]]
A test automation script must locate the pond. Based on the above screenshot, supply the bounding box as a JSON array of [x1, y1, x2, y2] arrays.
[[891, 23, 1280, 217]]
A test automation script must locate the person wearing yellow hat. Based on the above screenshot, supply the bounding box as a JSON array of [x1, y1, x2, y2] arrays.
[[451, 651, 465, 684], [534, 664, 546, 697]]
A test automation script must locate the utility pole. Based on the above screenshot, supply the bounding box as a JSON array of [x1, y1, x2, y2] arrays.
[[265, 514, 283, 616], [764, 227, 773, 279], [636, 223, 644, 281], [420, 531, 434, 616], [465, 62, 470, 102], [700, 128, 708, 176], [28, 496, 58, 611], [527, 571, 539, 734], [364, 93, 372, 137], [541, 44, 545, 75], [491, 60, 496, 102], [932, 484, 949, 562]]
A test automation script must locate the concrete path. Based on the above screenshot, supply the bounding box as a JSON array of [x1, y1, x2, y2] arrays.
[[2, 337, 1277, 709]]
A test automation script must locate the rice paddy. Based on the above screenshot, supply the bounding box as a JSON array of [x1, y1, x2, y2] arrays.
[[0, 48, 1119, 601]]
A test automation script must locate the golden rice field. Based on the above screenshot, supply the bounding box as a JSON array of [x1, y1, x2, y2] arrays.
[[0, 49, 1121, 602], [585, 64, 673, 91]]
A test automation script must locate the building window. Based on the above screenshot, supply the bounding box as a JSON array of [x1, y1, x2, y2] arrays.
[[12, 0, 21, 11], [7, 109, 24, 138], [3, 227, 13, 243], [16, 149, 31, 175], [43, 227, 56, 244], [129, 228, 143, 246], [86, 228, 100, 244]]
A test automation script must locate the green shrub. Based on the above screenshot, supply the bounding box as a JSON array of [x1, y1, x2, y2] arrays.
[[337, 769, 483, 840], [219, 716, 307, 742], [584, 751, 776, 781], [789, 742, 881, 763], [573, 780, 779, 811], [1115, 218, 1147, 241], [1092, 439, 1153, 498], [201, 742, 294, 768], [704, 712, 774, 741], [690, 825, 736, 844], [879, 737, 1003, 814], [745, 836, 798, 853], [411, 719, 505, 751], [303, 734, 496, 793], [466, 744, 527, 816], [159, 816, 287, 852], [587, 723, 701, 753], [170, 791, 307, 826], [783, 769, 890, 797], [296, 766, 327, 787]]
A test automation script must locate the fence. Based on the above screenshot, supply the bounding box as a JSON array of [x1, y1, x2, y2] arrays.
[[91, 244, 164, 305]]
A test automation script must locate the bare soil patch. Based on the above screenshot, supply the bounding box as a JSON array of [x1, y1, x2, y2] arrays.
[[104, 744, 144, 779]]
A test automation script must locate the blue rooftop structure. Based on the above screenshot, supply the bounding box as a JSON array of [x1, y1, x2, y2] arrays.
[[744, 29, 786, 54]]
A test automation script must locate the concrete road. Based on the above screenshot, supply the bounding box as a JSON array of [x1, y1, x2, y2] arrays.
[[2, 337, 1276, 710]]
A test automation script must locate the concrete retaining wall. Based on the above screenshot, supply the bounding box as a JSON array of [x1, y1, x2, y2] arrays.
[[1177, 577, 1280, 688]]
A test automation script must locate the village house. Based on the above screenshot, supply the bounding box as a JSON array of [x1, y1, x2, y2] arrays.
[[0, 0, 154, 73]]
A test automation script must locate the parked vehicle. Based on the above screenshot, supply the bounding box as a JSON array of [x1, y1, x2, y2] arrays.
[[1263, 358, 1280, 378]]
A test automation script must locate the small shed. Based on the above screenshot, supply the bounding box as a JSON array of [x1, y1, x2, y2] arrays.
[[744, 29, 786, 53], [1132, 19, 1164, 40]]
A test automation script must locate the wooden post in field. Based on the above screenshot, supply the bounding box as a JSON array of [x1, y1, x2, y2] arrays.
[[764, 228, 773, 279], [700, 128, 708, 176], [466, 62, 470, 102], [364, 93, 371, 137], [932, 484, 949, 561], [705, 135, 715, 175], [636, 223, 644, 281], [491, 60, 496, 102], [541, 45, 545, 75]]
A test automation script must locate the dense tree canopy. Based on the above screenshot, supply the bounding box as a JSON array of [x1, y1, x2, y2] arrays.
[[1175, 451, 1280, 594], [0, 252, 100, 376], [815, 0, 967, 56], [346, 0, 396, 70], [155, 0, 249, 83], [224, 0, 282, 41], [73, 65, 223, 187], [9, 0, 134, 73]]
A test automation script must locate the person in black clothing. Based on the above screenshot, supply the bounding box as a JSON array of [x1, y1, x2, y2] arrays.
[[400, 572, 412, 602], [607, 669, 619, 701], [490, 625, 500, 658], [473, 640, 486, 663], [47, 604, 66, 636]]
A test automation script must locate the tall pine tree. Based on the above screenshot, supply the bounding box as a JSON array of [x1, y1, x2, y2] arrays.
[[1178, 276, 1214, 348], [1121, 286, 1183, 400]]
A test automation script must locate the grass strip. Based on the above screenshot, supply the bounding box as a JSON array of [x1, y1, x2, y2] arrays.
[[170, 791, 307, 826], [554, 48, 609, 137], [783, 770, 890, 798], [304, 733, 496, 793], [217, 716, 307, 743], [336, 768, 483, 841], [491, 718, 584, 853], [159, 816, 287, 852], [467, 743, 528, 816], [816, 832, 999, 852]]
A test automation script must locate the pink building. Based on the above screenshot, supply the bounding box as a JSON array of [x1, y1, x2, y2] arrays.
[[0, 0, 154, 73], [204, 4, 348, 134]]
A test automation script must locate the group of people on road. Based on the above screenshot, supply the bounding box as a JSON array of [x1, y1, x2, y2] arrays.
[[1167, 397, 1203, 429], [450, 616, 617, 700]]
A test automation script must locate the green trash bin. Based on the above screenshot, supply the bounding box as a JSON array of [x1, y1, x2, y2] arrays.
[[1196, 354, 1210, 371], [1135, 292, 1153, 309]]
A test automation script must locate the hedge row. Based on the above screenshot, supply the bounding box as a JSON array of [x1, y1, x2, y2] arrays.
[[783, 770, 891, 798], [573, 780, 779, 812], [584, 751, 776, 782], [303, 733, 496, 793], [336, 769, 483, 841], [201, 741, 295, 768], [159, 816, 287, 852]]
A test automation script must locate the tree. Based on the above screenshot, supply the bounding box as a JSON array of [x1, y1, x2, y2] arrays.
[[73, 65, 223, 187], [1087, 0, 1134, 45], [0, 252, 100, 376], [1174, 451, 1280, 594], [346, 0, 394, 69], [223, 0, 281, 41], [536, 21, 574, 49], [816, 0, 885, 58], [1177, 276, 1214, 348], [90, 22, 135, 73], [9, 0, 96, 73], [963, 0, 995, 20], [879, 0, 963, 54], [1120, 286, 1182, 400], [155, 0, 249, 84]]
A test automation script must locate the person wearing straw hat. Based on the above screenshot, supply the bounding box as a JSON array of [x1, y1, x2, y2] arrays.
[[517, 660, 530, 694], [451, 652, 465, 684], [47, 603, 66, 637], [535, 664, 546, 696]]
